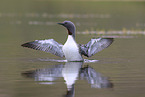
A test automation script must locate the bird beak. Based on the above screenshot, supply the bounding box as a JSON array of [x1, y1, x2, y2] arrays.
[[57, 22, 64, 25]]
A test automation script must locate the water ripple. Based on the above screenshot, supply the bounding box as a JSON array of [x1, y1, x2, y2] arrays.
[[38, 58, 99, 63]]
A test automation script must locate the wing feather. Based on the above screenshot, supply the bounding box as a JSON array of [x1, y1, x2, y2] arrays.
[[21, 39, 64, 57], [80, 38, 114, 57]]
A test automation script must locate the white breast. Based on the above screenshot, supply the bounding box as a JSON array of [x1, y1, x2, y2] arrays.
[[62, 35, 83, 61]]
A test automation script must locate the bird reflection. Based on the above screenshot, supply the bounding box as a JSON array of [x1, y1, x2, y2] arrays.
[[22, 62, 113, 97]]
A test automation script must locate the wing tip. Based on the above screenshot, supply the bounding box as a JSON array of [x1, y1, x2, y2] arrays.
[[102, 38, 114, 49], [105, 38, 114, 42], [21, 42, 31, 48], [108, 38, 114, 45], [102, 38, 114, 46], [21, 43, 26, 47], [21, 42, 36, 49]]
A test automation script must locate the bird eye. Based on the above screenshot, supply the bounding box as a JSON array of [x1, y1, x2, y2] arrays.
[[65, 22, 67, 24]]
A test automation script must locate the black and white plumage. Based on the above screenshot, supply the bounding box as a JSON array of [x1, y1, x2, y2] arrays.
[[21, 39, 64, 57], [80, 38, 114, 57], [21, 21, 114, 61]]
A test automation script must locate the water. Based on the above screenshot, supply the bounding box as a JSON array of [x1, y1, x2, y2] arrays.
[[0, 1, 145, 97]]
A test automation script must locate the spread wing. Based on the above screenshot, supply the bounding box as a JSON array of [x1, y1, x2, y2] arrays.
[[80, 38, 114, 57], [21, 39, 64, 57]]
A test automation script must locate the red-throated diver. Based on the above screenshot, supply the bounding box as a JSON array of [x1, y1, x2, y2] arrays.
[[21, 21, 114, 62]]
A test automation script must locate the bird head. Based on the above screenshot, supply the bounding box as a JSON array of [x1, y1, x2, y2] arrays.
[[58, 21, 76, 39]]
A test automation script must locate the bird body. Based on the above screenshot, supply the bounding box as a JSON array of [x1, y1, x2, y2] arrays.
[[21, 21, 114, 62], [62, 35, 83, 61]]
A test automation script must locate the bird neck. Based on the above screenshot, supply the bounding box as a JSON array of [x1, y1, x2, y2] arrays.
[[67, 26, 75, 40]]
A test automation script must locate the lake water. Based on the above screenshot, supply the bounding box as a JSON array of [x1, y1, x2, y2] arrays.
[[0, 1, 145, 97]]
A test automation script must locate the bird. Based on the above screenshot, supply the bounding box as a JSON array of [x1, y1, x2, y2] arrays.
[[21, 21, 114, 62]]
